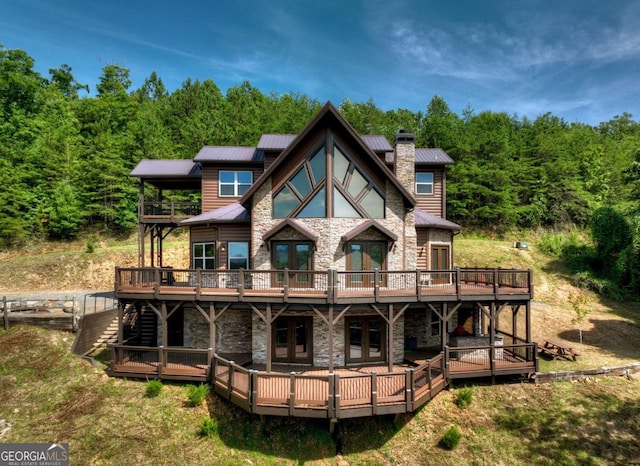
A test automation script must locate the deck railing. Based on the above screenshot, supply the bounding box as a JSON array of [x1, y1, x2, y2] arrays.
[[140, 201, 200, 220], [446, 343, 538, 378], [111, 344, 211, 380], [115, 267, 533, 302], [211, 353, 446, 419]]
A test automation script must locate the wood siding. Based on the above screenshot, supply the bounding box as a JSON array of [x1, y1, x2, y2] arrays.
[[415, 168, 444, 217], [416, 228, 430, 270], [201, 165, 264, 212]]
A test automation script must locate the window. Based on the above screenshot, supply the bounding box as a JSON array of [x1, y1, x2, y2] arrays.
[[333, 146, 384, 218], [430, 310, 441, 337], [219, 170, 253, 197], [346, 316, 386, 363], [273, 146, 326, 218], [193, 242, 215, 269], [415, 172, 434, 195], [228, 242, 249, 270], [346, 241, 387, 287]]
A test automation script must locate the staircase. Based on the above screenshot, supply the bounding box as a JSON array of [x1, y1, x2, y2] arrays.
[[86, 316, 119, 355]]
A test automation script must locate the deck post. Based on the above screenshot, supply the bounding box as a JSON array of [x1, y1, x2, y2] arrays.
[[289, 372, 296, 416], [493, 268, 499, 296], [455, 268, 461, 299], [388, 304, 394, 372], [266, 304, 272, 373], [328, 306, 334, 372], [154, 268, 160, 300], [371, 373, 378, 415], [228, 362, 235, 400], [158, 346, 164, 378], [238, 270, 245, 300], [374, 269, 380, 301], [250, 370, 258, 413], [283, 268, 289, 303], [405, 369, 413, 412], [327, 373, 335, 419], [444, 347, 450, 381], [334, 373, 341, 417], [416, 270, 422, 300]]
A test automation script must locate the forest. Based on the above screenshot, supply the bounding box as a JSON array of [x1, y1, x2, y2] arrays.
[[1, 46, 639, 297]]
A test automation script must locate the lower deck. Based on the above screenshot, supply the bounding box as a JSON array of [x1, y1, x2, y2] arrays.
[[109, 343, 537, 419]]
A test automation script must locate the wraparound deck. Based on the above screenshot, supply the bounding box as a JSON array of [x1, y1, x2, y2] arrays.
[[109, 343, 537, 420], [115, 267, 533, 304]]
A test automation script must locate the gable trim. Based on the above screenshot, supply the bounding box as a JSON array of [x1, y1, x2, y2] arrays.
[[341, 219, 398, 244], [263, 218, 319, 245]]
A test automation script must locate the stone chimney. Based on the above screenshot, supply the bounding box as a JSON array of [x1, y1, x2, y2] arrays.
[[393, 129, 416, 192]]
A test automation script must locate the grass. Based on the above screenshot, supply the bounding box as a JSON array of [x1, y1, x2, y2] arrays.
[[1, 325, 639, 465]]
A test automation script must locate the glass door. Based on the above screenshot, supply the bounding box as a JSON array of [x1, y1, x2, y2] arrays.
[[346, 241, 387, 287], [273, 316, 312, 363], [272, 242, 312, 288], [346, 316, 385, 363], [431, 245, 450, 284]]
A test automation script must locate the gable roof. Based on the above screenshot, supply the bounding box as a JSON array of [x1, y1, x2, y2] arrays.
[[341, 219, 398, 243], [263, 218, 319, 243], [240, 102, 416, 208], [180, 202, 250, 225], [414, 208, 461, 230]]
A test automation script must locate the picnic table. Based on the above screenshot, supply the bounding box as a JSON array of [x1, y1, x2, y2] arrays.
[[539, 339, 581, 361]]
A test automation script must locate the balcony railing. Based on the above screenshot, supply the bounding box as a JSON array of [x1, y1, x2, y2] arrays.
[[115, 267, 534, 303], [140, 201, 200, 221]]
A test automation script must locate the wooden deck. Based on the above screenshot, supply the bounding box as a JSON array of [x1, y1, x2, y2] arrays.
[[109, 343, 537, 419], [115, 267, 533, 304]]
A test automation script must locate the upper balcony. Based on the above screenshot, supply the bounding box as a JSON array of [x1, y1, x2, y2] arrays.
[[139, 201, 201, 225], [114, 267, 533, 304]]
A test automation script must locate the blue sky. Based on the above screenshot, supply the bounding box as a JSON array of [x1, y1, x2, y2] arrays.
[[2, 0, 640, 125]]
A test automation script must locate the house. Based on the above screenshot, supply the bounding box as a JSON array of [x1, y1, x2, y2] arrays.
[[110, 102, 536, 421]]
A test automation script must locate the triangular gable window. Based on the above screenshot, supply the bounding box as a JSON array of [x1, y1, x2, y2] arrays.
[[272, 139, 385, 219]]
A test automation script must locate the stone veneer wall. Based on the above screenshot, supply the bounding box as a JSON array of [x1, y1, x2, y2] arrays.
[[216, 309, 252, 353], [250, 176, 416, 271], [251, 309, 405, 367], [404, 307, 442, 348], [183, 305, 209, 349]]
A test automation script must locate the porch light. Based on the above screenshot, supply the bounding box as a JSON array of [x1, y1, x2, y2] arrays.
[[220, 242, 227, 252]]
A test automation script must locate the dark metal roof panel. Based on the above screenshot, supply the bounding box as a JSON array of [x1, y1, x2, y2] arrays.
[[415, 148, 454, 165], [181, 203, 249, 225], [194, 146, 264, 162], [414, 208, 461, 230], [361, 135, 393, 152], [130, 159, 201, 177], [257, 134, 296, 150]]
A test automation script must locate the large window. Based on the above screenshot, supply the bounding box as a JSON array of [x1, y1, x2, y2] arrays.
[[273, 147, 326, 218], [333, 147, 384, 218], [272, 142, 385, 219], [346, 316, 386, 363], [219, 170, 253, 197], [193, 242, 215, 269], [415, 172, 434, 195], [228, 242, 249, 270]]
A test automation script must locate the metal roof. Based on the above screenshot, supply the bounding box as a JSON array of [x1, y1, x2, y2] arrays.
[[361, 135, 393, 152], [415, 148, 454, 165], [194, 146, 264, 162], [130, 159, 201, 178], [180, 203, 250, 225], [257, 134, 297, 150], [414, 208, 461, 230]]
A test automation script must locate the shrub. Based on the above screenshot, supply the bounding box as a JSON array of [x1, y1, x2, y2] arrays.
[[186, 383, 210, 406], [145, 380, 162, 397], [454, 387, 473, 409], [439, 426, 462, 450], [199, 417, 219, 437], [85, 237, 96, 253]]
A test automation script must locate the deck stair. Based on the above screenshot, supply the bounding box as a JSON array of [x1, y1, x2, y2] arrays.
[[86, 316, 119, 355]]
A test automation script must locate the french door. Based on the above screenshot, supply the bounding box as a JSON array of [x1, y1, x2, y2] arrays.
[[346, 316, 385, 363], [272, 241, 313, 288], [346, 241, 387, 287], [273, 316, 313, 363], [431, 245, 450, 284]]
